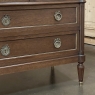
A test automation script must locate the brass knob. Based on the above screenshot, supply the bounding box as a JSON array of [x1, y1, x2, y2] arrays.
[[2, 15, 11, 26], [54, 38, 61, 48], [54, 11, 62, 21], [1, 45, 10, 56]]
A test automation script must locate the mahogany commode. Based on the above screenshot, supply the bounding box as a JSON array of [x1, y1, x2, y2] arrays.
[[0, 0, 85, 85]]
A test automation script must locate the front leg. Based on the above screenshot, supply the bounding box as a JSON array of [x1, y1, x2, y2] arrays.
[[77, 62, 84, 85]]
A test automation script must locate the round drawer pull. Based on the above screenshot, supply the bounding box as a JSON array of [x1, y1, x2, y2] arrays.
[[54, 11, 62, 21], [1, 45, 10, 56], [2, 15, 11, 26], [54, 38, 61, 48]]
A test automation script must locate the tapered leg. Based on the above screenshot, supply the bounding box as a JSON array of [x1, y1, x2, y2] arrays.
[[51, 66, 54, 71], [77, 62, 84, 85], [51, 66, 54, 77], [50, 66, 55, 84]]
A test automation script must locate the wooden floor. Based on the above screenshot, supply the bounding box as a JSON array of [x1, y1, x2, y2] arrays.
[[0, 44, 95, 95]]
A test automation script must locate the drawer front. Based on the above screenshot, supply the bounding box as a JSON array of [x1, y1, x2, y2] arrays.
[[0, 7, 77, 28], [0, 34, 77, 59]]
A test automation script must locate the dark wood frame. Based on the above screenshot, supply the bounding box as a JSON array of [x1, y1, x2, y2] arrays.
[[0, 0, 85, 85]]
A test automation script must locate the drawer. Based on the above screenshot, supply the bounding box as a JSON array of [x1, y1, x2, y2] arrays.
[[0, 34, 77, 59], [0, 7, 77, 28]]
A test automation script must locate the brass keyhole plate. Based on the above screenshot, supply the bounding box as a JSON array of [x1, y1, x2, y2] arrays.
[[54, 38, 61, 48], [1, 45, 10, 56], [2, 15, 11, 26], [54, 11, 62, 21]]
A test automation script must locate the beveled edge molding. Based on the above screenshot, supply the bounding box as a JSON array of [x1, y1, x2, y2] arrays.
[[0, 55, 78, 75], [0, 1, 86, 6]]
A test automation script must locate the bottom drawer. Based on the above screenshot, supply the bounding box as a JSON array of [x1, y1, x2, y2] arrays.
[[0, 34, 76, 58], [0, 33, 77, 67]]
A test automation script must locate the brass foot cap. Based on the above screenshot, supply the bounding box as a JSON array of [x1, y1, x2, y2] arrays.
[[79, 82, 83, 86]]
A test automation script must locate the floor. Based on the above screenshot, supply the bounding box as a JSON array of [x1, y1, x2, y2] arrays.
[[0, 44, 95, 95]]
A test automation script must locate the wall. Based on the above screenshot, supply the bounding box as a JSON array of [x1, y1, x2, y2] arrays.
[[85, 0, 95, 37]]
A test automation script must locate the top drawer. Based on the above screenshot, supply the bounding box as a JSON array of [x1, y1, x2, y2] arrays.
[[0, 7, 78, 28]]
